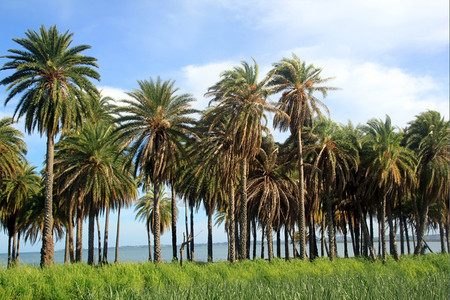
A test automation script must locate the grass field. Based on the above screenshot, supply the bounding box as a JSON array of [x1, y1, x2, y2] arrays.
[[0, 254, 448, 299]]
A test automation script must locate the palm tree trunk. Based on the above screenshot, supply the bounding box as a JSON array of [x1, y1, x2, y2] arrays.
[[75, 204, 83, 262], [386, 201, 399, 260], [246, 217, 251, 259], [446, 218, 450, 254], [297, 128, 306, 260], [240, 158, 248, 260], [64, 229, 69, 264], [229, 183, 236, 263], [252, 219, 257, 260], [309, 214, 316, 260], [276, 227, 281, 258], [207, 210, 213, 262], [321, 212, 327, 257], [12, 225, 17, 264], [404, 216, 411, 254], [190, 204, 194, 261], [88, 202, 95, 265], [267, 221, 273, 261], [68, 204, 75, 263], [343, 224, 348, 258], [185, 198, 190, 261], [357, 200, 377, 260], [381, 194, 387, 262], [15, 232, 20, 263], [438, 199, 446, 253], [7, 233, 12, 267], [171, 180, 178, 261], [260, 224, 265, 259], [414, 201, 429, 255], [96, 214, 102, 265], [102, 206, 110, 264], [41, 132, 55, 267], [115, 206, 121, 263], [399, 198, 404, 255], [326, 194, 336, 260], [153, 182, 162, 263], [147, 221, 152, 262], [284, 225, 290, 260]]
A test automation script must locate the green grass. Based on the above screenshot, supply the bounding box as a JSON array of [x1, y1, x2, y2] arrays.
[[0, 254, 448, 299]]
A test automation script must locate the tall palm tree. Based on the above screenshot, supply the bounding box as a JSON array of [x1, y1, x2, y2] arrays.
[[405, 110, 449, 255], [135, 186, 175, 261], [54, 120, 136, 264], [0, 25, 100, 266], [268, 53, 336, 260], [115, 77, 197, 263], [361, 116, 416, 261], [205, 59, 283, 259], [0, 117, 26, 185]]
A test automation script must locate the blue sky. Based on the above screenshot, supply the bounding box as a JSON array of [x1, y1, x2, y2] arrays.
[[0, 0, 448, 253]]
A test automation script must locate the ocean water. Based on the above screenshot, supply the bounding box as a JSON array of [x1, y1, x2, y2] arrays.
[[0, 240, 443, 266]]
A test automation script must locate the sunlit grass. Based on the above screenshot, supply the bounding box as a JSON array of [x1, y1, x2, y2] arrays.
[[0, 254, 448, 299]]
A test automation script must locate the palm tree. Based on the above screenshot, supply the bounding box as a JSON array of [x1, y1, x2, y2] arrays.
[[405, 110, 449, 255], [54, 120, 136, 264], [361, 116, 416, 261], [115, 77, 197, 263], [268, 53, 336, 260], [1, 25, 100, 266], [205, 59, 283, 259], [247, 136, 296, 261], [0, 161, 41, 266], [135, 186, 175, 261], [306, 119, 357, 260], [0, 117, 26, 185]]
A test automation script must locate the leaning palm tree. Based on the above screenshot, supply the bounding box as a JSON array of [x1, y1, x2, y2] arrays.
[[405, 110, 449, 255], [361, 116, 416, 261], [268, 53, 336, 260], [0, 25, 100, 266], [135, 186, 175, 262], [0, 117, 26, 185], [205, 59, 284, 259], [115, 77, 197, 263]]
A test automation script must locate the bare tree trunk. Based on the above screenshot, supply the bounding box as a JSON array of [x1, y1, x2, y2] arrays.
[[114, 206, 121, 263], [96, 214, 102, 265], [240, 158, 248, 260], [349, 215, 356, 256], [41, 132, 55, 267], [343, 223, 349, 258], [321, 213, 327, 257], [171, 179, 178, 261], [64, 229, 69, 264], [102, 206, 110, 264], [309, 214, 316, 260], [15, 232, 20, 263], [297, 129, 306, 260]]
